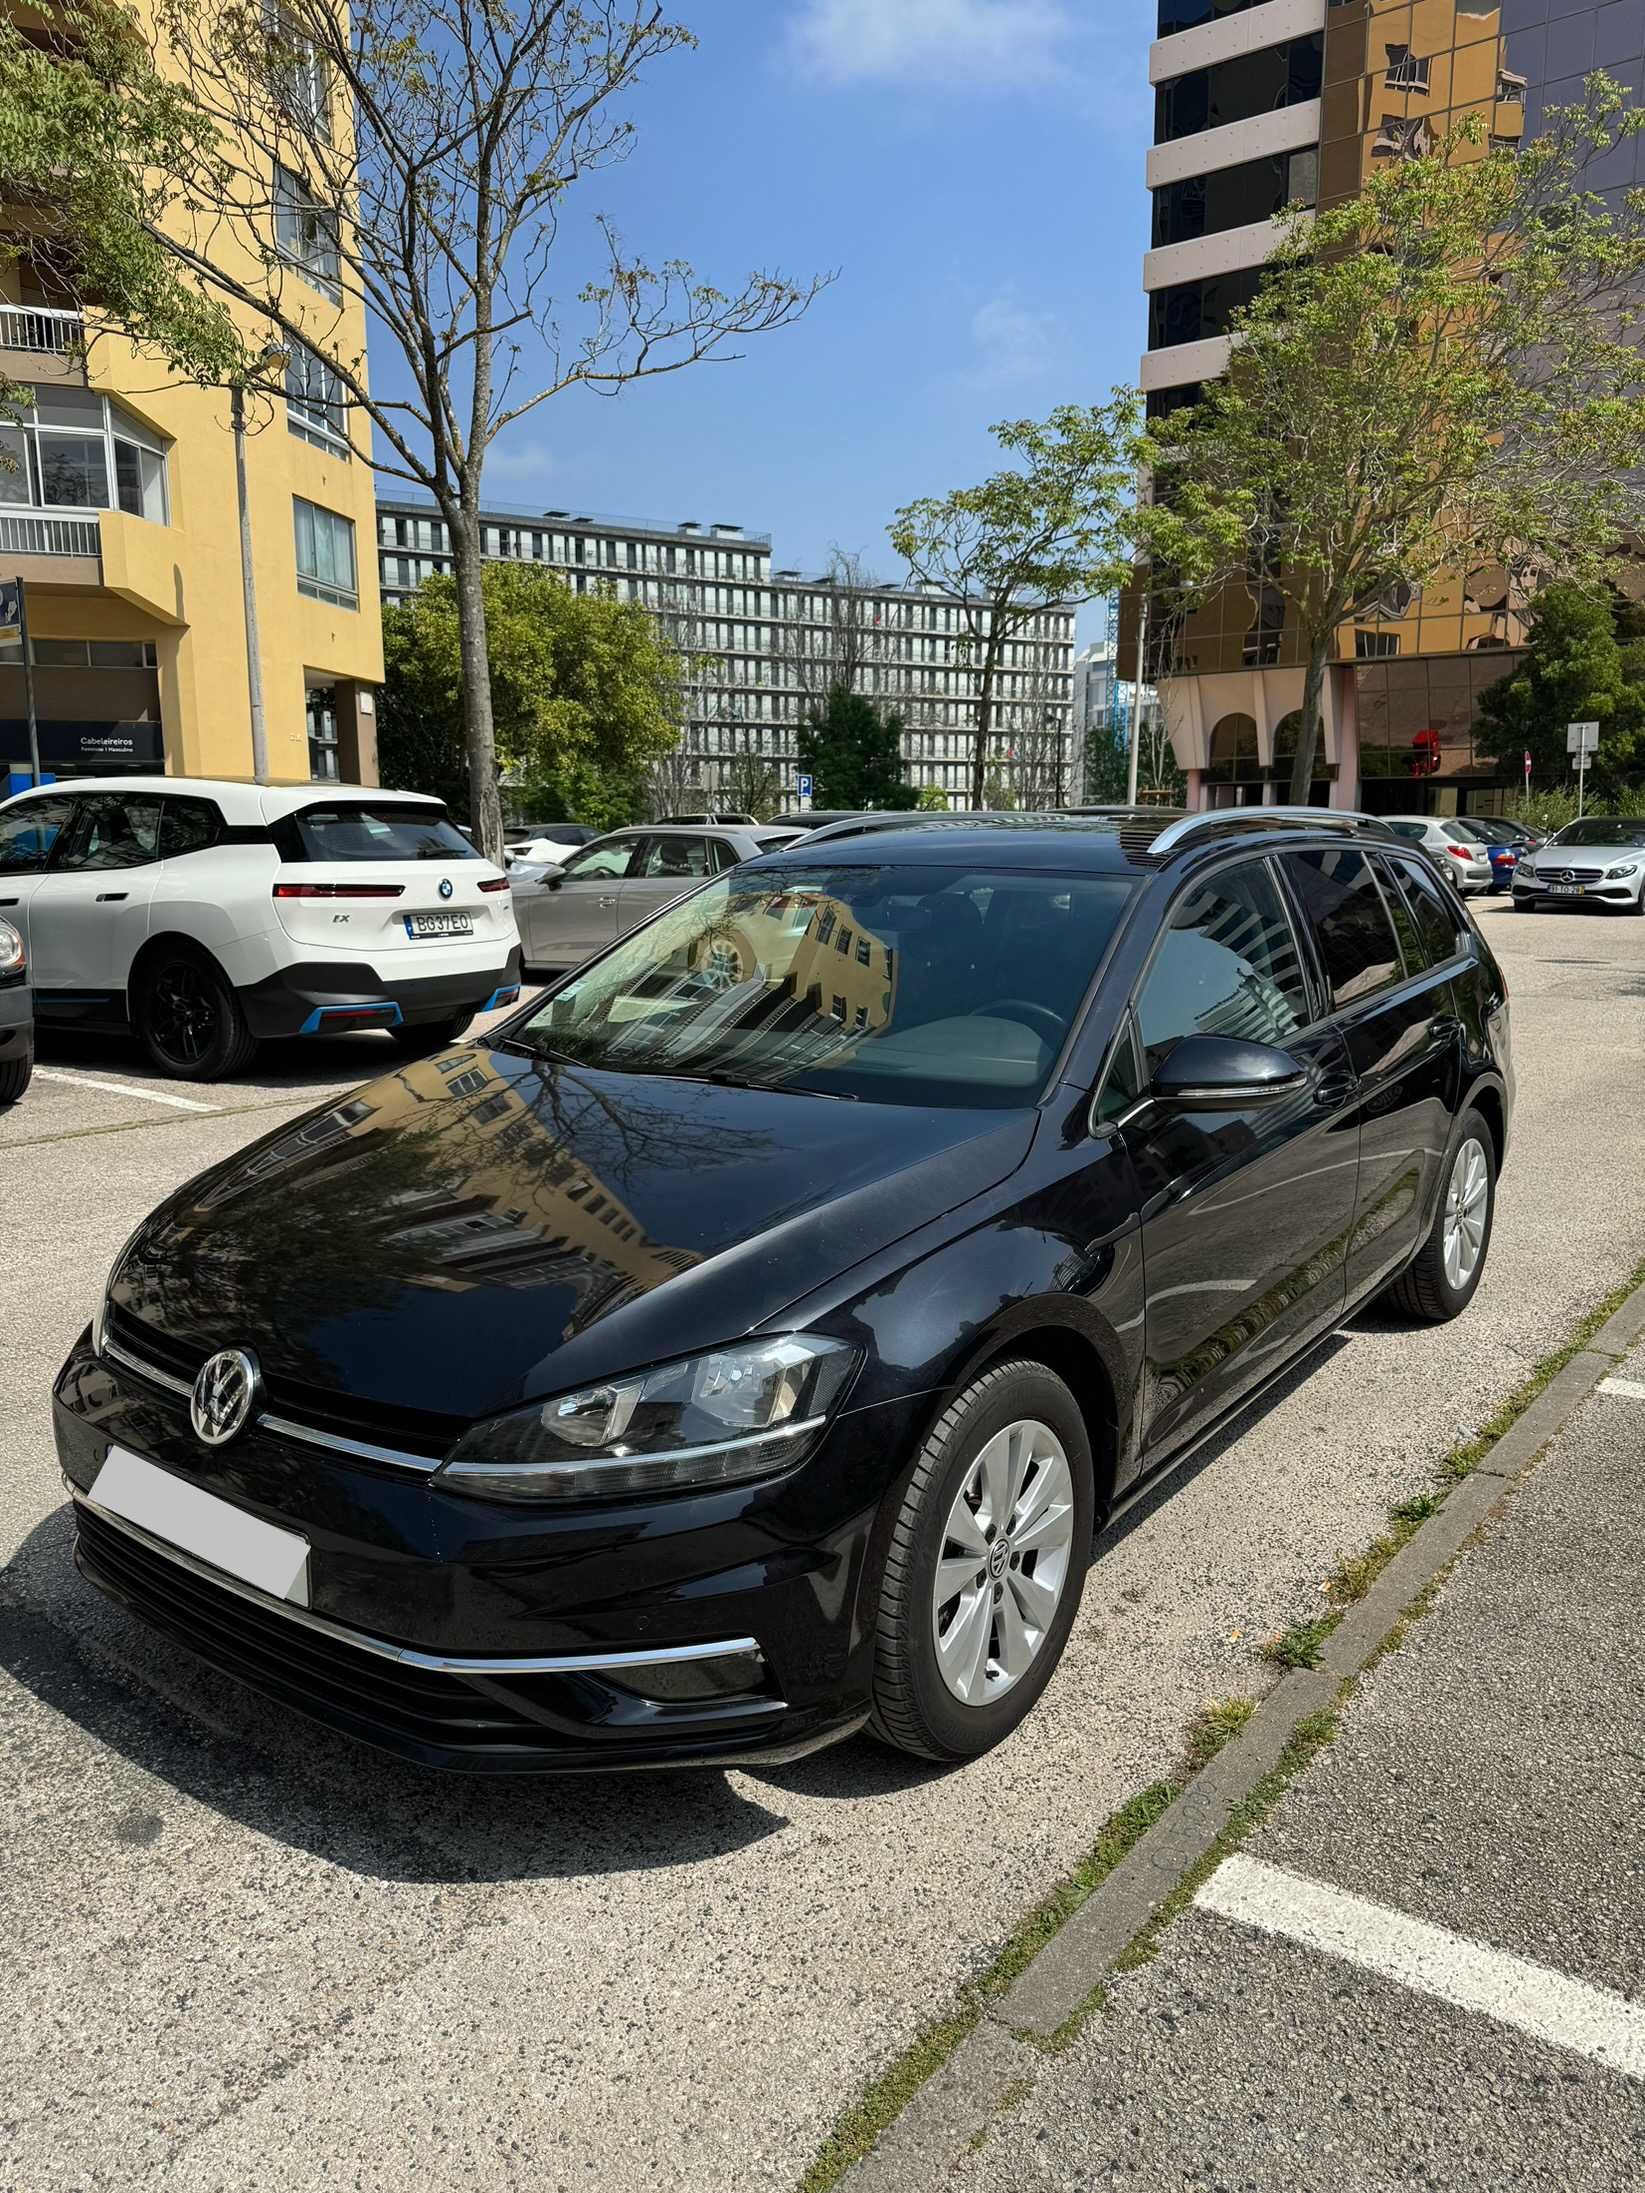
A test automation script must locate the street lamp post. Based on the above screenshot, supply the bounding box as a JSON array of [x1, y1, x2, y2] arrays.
[[231, 342, 287, 786]]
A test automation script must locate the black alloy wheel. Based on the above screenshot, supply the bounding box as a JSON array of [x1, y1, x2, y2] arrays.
[[135, 952, 258, 1081]]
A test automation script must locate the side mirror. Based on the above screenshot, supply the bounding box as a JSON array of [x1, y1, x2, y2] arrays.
[[1151, 1035, 1311, 1111]]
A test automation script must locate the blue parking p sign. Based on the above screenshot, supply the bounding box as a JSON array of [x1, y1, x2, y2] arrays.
[[796, 773, 814, 802]]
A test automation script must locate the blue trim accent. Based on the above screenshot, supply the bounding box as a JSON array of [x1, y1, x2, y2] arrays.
[[481, 984, 521, 1013], [298, 1000, 404, 1035]]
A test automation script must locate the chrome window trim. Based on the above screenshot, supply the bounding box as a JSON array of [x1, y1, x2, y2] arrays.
[[71, 1487, 772, 1685]]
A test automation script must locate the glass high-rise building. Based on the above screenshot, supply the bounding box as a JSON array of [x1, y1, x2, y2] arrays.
[[1140, 0, 1643, 812]]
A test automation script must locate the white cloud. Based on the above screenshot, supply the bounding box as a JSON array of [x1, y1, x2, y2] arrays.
[[484, 439, 556, 487], [788, 0, 1074, 89], [966, 289, 1058, 387]]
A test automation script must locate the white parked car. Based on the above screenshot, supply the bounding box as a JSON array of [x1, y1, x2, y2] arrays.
[[0, 778, 522, 1079], [1379, 816, 1494, 896]]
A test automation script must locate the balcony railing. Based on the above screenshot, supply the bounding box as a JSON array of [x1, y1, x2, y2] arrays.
[[0, 510, 100, 558], [0, 303, 84, 354]]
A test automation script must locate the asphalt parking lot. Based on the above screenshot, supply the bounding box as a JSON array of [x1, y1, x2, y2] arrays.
[[3, 900, 1643, 2193]]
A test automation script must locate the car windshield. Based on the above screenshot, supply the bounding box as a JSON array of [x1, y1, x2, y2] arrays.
[[508, 862, 1135, 1109], [292, 802, 480, 862], [1549, 819, 1645, 848]]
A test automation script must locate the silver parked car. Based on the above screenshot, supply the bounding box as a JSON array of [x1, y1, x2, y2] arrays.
[[1512, 816, 1645, 914], [510, 822, 805, 971], [1380, 815, 1494, 896]]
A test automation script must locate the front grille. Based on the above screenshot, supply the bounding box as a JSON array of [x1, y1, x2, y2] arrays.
[[108, 1305, 462, 1456], [1536, 866, 1604, 883]]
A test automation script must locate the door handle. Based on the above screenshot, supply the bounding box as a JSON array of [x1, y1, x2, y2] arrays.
[[97, 892, 129, 903], [1314, 1072, 1357, 1110]]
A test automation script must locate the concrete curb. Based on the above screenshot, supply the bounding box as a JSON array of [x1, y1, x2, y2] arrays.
[[835, 1283, 1645, 2193]]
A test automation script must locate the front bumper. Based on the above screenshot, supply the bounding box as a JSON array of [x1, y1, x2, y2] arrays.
[[0, 975, 31, 1060], [53, 1331, 910, 1772], [237, 950, 524, 1040]]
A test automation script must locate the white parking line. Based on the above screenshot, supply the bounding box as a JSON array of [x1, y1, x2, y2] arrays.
[[1598, 1377, 1645, 1402], [32, 1067, 219, 1114], [1197, 1854, 1645, 2081]]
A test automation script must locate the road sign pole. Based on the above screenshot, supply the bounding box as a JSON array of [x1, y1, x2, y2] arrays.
[[16, 577, 41, 788], [1579, 743, 1587, 819]]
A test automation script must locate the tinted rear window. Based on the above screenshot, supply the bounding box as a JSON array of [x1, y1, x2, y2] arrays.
[[289, 803, 479, 863]]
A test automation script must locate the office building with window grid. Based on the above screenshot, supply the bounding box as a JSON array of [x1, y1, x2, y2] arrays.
[[1138, 0, 1615, 816], [376, 498, 1076, 809]]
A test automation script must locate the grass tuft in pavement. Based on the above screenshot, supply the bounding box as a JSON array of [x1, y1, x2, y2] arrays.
[[1183, 1695, 1257, 1770]]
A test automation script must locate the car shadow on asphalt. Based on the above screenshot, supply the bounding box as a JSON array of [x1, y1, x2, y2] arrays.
[[1, 1505, 794, 1884], [33, 1024, 399, 1095]]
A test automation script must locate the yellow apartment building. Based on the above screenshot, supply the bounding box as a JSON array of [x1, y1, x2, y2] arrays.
[[1140, 0, 1592, 814], [1, 0, 382, 793]]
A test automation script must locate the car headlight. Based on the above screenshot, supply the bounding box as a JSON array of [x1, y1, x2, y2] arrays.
[[439, 1334, 859, 1502], [1606, 862, 1640, 879], [0, 919, 23, 982]]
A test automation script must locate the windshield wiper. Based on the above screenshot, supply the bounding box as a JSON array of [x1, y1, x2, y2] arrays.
[[663, 1067, 858, 1101]]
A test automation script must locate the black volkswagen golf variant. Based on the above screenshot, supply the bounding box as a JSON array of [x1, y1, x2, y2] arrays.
[[54, 811, 1512, 1772]]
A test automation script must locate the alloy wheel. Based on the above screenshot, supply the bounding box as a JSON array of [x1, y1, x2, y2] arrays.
[[930, 1418, 1076, 1707], [149, 961, 216, 1068], [1443, 1137, 1490, 1290]]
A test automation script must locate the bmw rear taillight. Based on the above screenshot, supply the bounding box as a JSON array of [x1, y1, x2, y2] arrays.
[[479, 878, 511, 893], [273, 882, 406, 899]]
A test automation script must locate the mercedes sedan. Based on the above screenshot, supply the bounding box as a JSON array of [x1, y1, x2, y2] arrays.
[[1512, 817, 1645, 914]]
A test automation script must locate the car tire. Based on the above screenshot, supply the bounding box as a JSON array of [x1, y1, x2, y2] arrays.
[[0, 1043, 32, 1105], [390, 1014, 472, 1058], [133, 949, 258, 1082], [869, 1360, 1094, 1763], [1384, 1109, 1496, 1325]]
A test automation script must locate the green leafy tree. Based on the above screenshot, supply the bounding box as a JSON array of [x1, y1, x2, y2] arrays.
[[915, 783, 949, 812], [143, 0, 827, 860], [379, 565, 682, 831], [981, 767, 1018, 811], [0, 1, 246, 415], [890, 398, 1144, 807], [1476, 583, 1645, 795], [796, 685, 915, 811], [1140, 83, 1645, 804]]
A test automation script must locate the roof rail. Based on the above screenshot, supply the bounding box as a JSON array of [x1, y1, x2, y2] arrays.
[[1148, 807, 1389, 856]]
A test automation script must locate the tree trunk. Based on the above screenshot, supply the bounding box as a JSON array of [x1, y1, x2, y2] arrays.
[[970, 659, 996, 810], [448, 509, 505, 863], [1288, 635, 1330, 807]]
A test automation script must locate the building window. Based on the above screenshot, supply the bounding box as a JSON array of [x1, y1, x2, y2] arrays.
[[1355, 629, 1401, 659], [1384, 45, 1430, 93], [0, 388, 168, 524], [1154, 36, 1323, 146], [285, 339, 350, 456], [294, 496, 357, 607], [275, 164, 341, 295], [267, 6, 331, 138]]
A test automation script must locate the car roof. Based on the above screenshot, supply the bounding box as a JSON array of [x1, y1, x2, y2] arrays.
[[0, 776, 446, 825], [738, 808, 1405, 877]]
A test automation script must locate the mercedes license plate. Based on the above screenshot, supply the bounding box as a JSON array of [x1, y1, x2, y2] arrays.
[[1549, 884, 1583, 898], [406, 911, 473, 938]]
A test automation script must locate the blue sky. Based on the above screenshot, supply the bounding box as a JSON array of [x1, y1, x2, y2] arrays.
[[455, 0, 1158, 633]]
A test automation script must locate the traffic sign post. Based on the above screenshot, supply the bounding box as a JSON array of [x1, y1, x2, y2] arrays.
[[796, 773, 814, 810], [1568, 721, 1600, 819], [0, 577, 41, 787]]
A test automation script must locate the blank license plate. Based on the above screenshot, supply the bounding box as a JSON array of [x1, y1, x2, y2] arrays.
[[405, 911, 473, 938], [1549, 884, 1584, 897], [90, 1447, 310, 1605]]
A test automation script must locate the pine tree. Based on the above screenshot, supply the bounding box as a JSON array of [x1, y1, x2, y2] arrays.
[[796, 686, 916, 810]]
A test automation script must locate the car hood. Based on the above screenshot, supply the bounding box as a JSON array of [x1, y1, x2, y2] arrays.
[[1528, 843, 1645, 869], [110, 1044, 1036, 1430]]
